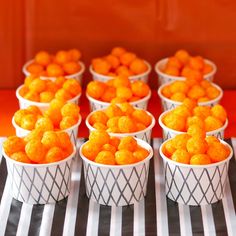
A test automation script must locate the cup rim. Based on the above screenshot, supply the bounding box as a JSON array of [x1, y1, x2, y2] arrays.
[[159, 138, 233, 168], [154, 57, 217, 80], [89, 60, 152, 81], [16, 84, 82, 106], [157, 81, 223, 106], [2, 144, 76, 167], [22, 59, 85, 79], [79, 138, 153, 169], [85, 108, 156, 136], [86, 90, 152, 106], [158, 109, 228, 136], [12, 114, 82, 134]]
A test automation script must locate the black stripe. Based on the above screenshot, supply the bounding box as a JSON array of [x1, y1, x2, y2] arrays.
[[51, 198, 68, 236], [166, 198, 180, 235], [190, 206, 204, 235], [225, 139, 236, 212], [122, 205, 134, 236], [5, 199, 22, 236], [28, 204, 44, 236], [98, 205, 111, 236], [74, 165, 89, 235], [145, 157, 157, 235], [211, 201, 227, 235], [0, 157, 7, 202]]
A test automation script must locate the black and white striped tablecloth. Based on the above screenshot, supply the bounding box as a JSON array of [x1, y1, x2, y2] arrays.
[[0, 138, 236, 236]]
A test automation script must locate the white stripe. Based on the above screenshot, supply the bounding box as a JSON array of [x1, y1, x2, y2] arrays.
[[201, 205, 216, 236], [86, 200, 100, 236], [0, 178, 12, 236], [153, 138, 169, 236], [222, 177, 236, 236], [63, 139, 83, 236], [133, 199, 145, 236], [16, 203, 33, 236], [109, 206, 122, 236], [39, 204, 55, 236], [178, 204, 192, 236]]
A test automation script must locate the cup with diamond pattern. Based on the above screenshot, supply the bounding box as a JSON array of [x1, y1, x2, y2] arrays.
[[80, 138, 153, 206], [2, 146, 76, 204], [159, 139, 233, 206]]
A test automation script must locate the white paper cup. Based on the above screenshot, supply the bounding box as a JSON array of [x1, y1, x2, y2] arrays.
[[16, 84, 81, 112], [159, 109, 228, 141], [89, 60, 151, 83], [155, 58, 217, 86], [22, 59, 85, 84], [159, 139, 233, 206], [80, 138, 153, 206], [12, 115, 82, 144], [157, 82, 223, 111], [2, 146, 76, 204], [86, 91, 151, 112], [86, 109, 155, 144]]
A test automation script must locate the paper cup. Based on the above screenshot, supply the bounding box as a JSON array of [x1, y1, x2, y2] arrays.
[[12, 115, 82, 144], [80, 138, 153, 206], [89, 60, 151, 83], [22, 59, 85, 84], [158, 82, 223, 111], [159, 139, 233, 206], [158, 110, 228, 141], [155, 58, 217, 86], [86, 109, 155, 144], [2, 146, 76, 204], [16, 85, 81, 112], [86, 91, 151, 112]]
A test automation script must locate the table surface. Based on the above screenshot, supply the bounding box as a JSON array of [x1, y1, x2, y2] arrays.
[[0, 138, 236, 236]]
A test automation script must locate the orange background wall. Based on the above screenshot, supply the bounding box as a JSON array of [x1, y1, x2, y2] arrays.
[[1, 0, 236, 89]]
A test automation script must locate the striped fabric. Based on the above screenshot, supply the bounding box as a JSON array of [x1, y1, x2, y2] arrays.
[[0, 138, 236, 236]]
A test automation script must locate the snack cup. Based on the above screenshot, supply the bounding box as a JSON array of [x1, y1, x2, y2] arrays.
[[22, 59, 85, 84], [89, 60, 151, 83], [86, 91, 151, 112], [86, 109, 155, 144], [159, 139, 233, 206], [79, 139, 153, 206], [157, 82, 223, 111], [2, 146, 76, 204], [12, 115, 82, 145], [159, 110, 228, 140], [155, 58, 217, 86], [16, 85, 81, 112]]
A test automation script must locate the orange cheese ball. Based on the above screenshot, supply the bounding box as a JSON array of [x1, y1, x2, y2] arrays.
[[193, 106, 211, 120], [172, 105, 191, 118], [62, 79, 81, 97], [119, 103, 135, 115], [130, 58, 148, 75], [93, 59, 111, 75], [55, 50, 71, 65], [170, 81, 189, 94], [87, 81, 106, 99], [161, 85, 172, 98], [102, 143, 116, 154], [24, 128, 44, 143], [186, 116, 205, 129], [28, 78, 46, 93], [93, 122, 107, 130], [132, 110, 152, 126], [44, 108, 62, 128], [46, 63, 64, 77], [211, 104, 227, 123], [57, 132, 73, 154], [55, 88, 72, 101], [68, 48, 81, 61], [111, 47, 126, 57], [24, 91, 40, 102], [14, 109, 30, 126], [41, 131, 60, 149], [3, 136, 25, 156], [105, 104, 123, 118], [182, 98, 197, 110], [82, 141, 101, 161], [164, 66, 179, 76], [109, 137, 120, 149], [11, 151, 32, 164], [90, 111, 109, 126], [162, 139, 176, 158], [170, 92, 186, 102], [61, 103, 80, 119], [49, 98, 65, 110], [131, 81, 150, 98], [205, 136, 220, 145], [116, 87, 133, 100], [204, 116, 223, 131], [24, 76, 35, 87], [187, 85, 206, 100], [21, 114, 37, 130], [190, 154, 211, 165], [166, 57, 182, 70], [206, 86, 220, 99], [35, 117, 54, 132], [187, 124, 206, 138], [120, 52, 136, 66], [27, 63, 44, 76], [186, 137, 208, 155], [35, 51, 51, 66], [19, 85, 29, 97], [189, 56, 205, 71], [63, 61, 81, 75], [133, 147, 150, 161], [163, 113, 186, 131], [113, 76, 131, 88], [118, 116, 137, 133], [45, 147, 65, 163], [171, 149, 191, 164], [26, 105, 42, 116], [55, 76, 66, 88], [95, 151, 116, 165], [115, 150, 137, 165], [203, 63, 213, 75], [118, 136, 137, 152], [207, 142, 230, 163], [40, 91, 55, 103], [25, 139, 47, 163], [105, 55, 120, 69], [89, 130, 110, 146], [174, 50, 190, 65], [101, 86, 116, 102], [172, 134, 191, 149], [107, 116, 119, 130], [60, 116, 78, 130]]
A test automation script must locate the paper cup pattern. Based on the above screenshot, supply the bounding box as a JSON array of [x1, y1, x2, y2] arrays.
[[158, 82, 223, 111], [86, 91, 151, 112], [159, 110, 228, 141], [80, 139, 153, 206], [16, 85, 81, 112], [86, 110, 155, 144], [159, 140, 233, 206], [155, 58, 217, 86], [2, 148, 76, 204], [23, 59, 85, 84], [89, 61, 151, 83]]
